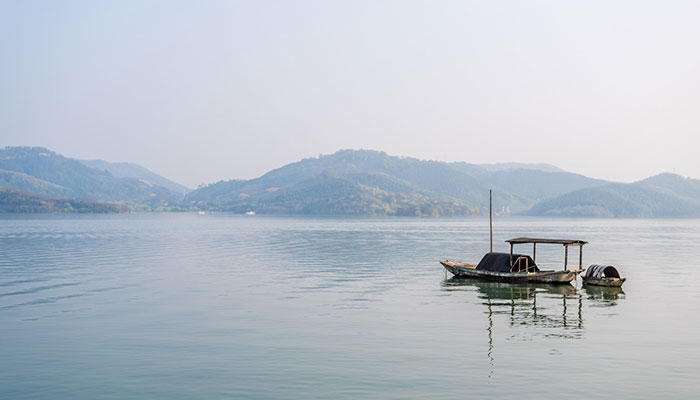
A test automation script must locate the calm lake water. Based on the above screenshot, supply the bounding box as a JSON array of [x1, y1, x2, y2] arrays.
[[1, 214, 699, 399]]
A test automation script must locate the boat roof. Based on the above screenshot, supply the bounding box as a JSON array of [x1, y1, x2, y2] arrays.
[[506, 237, 588, 245], [476, 252, 538, 273]]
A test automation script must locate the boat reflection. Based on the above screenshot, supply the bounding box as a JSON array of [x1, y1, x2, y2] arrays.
[[442, 277, 625, 369], [582, 285, 625, 306], [443, 277, 584, 337]]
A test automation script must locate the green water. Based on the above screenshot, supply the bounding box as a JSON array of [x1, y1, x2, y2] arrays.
[[1, 214, 698, 399]]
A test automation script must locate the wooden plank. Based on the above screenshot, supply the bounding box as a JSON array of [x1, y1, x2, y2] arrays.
[[506, 237, 588, 245]]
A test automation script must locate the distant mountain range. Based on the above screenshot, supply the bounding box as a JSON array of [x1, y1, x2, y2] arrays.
[[185, 149, 606, 216], [473, 162, 564, 173], [186, 150, 700, 217], [2, 146, 700, 217], [0, 146, 184, 211], [528, 173, 700, 217], [80, 159, 191, 194]]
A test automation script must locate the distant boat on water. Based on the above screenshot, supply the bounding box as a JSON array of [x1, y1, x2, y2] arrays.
[[245, 210, 255, 215]]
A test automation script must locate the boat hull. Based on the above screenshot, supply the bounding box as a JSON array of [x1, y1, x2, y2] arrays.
[[440, 260, 580, 284], [582, 277, 626, 287]]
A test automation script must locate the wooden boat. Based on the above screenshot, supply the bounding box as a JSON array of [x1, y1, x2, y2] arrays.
[[441, 237, 586, 284], [441, 260, 580, 283], [582, 264, 626, 287], [440, 191, 622, 286]]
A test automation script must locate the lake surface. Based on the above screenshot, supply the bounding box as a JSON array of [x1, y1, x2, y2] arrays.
[[1, 214, 699, 399]]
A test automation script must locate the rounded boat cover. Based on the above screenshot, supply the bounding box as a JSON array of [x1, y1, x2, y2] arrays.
[[585, 264, 621, 279], [476, 252, 539, 273]]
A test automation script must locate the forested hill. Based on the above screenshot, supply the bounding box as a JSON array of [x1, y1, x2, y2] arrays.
[[528, 173, 700, 217], [185, 150, 607, 216], [0, 189, 127, 213], [0, 146, 183, 210], [80, 159, 191, 195], [4, 147, 698, 217]]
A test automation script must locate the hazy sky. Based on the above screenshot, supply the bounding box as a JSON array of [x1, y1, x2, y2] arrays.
[[2, 1, 699, 188]]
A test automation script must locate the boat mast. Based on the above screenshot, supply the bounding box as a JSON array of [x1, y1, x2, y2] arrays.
[[489, 189, 493, 253]]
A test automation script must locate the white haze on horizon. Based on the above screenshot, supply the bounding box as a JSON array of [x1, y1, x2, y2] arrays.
[[1, 1, 699, 188]]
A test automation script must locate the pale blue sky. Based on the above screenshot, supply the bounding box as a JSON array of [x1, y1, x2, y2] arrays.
[[2, 1, 699, 187]]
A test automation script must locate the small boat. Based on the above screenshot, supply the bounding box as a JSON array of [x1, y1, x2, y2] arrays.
[[441, 237, 586, 284], [582, 264, 626, 287], [441, 190, 623, 285], [244, 210, 256, 215]]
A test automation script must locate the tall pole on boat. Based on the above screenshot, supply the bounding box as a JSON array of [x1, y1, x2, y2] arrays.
[[489, 189, 493, 253]]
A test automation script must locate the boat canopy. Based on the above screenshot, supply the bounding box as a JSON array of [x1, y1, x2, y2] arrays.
[[585, 264, 621, 279], [506, 237, 588, 246], [476, 252, 539, 273]]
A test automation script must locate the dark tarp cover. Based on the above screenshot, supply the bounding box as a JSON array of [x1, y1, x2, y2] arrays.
[[476, 252, 539, 273], [585, 264, 621, 279]]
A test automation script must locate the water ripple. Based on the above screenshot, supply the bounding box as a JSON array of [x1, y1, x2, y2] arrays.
[[1, 215, 699, 399]]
